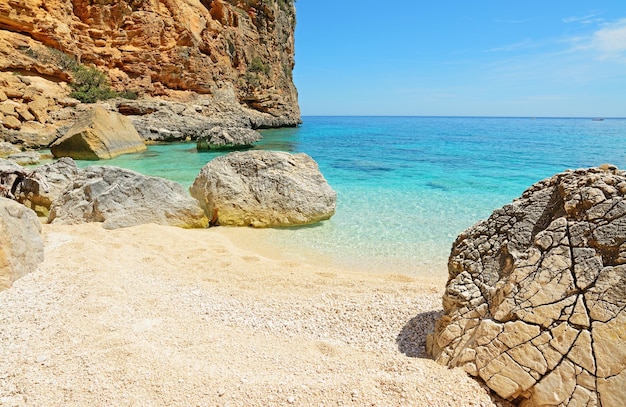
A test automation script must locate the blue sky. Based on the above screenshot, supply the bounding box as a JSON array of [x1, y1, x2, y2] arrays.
[[293, 1, 626, 117]]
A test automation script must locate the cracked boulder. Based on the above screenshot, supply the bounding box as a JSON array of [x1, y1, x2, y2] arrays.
[[427, 165, 626, 407]]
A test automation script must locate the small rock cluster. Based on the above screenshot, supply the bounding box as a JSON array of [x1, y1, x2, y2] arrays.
[[428, 165, 626, 407]]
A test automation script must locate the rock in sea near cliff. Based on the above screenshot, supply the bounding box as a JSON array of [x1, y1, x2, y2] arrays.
[[50, 107, 146, 160], [190, 151, 337, 227], [0, 197, 44, 291], [49, 166, 208, 229], [427, 165, 626, 407], [196, 126, 262, 151]]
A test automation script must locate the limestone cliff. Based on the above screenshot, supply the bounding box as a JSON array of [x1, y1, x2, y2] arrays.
[[0, 0, 299, 125]]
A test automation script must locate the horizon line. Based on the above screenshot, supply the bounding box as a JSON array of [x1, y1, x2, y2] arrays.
[[299, 115, 626, 119]]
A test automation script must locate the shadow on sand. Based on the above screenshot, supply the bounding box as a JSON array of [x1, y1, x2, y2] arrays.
[[396, 310, 443, 358]]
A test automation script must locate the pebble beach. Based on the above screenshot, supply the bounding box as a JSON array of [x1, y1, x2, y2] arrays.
[[0, 222, 505, 406]]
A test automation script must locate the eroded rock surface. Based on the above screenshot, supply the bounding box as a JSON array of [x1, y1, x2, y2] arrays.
[[49, 166, 208, 229], [0, 197, 43, 291], [427, 166, 626, 406], [0, 0, 299, 123], [190, 151, 336, 227]]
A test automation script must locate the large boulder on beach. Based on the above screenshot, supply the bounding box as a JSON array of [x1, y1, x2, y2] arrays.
[[50, 107, 146, 160], [48, 166, 208, 229], [427, 165, 626, 407], [196, 126, 262, 151], [190, 151, 336, 227], [0, 198, 44, 291]]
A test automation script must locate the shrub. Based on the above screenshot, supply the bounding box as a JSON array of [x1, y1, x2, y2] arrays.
[[69, 64, 118, 103], [248, 56, 270, 76]]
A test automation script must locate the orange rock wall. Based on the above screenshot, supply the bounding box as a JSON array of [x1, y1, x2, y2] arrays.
[[0, 0, 299, 122]]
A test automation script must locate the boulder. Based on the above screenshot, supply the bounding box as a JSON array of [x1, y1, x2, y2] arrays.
[[7, 150, 40, 165], [50, 107, 146, 160], [0, 141, 20, 157], [0, 164, 49, 202], [18, 157, 80, 215], [48, 166, 208, 229], [190, 151, 336, 227], [427, 165, 626, 407], [2, 115, 21, 130], [0, 197, 44, 291], [196, 126, 262, 151]]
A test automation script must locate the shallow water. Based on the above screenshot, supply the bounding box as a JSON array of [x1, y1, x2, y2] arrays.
[[42, 116, 626, 276]]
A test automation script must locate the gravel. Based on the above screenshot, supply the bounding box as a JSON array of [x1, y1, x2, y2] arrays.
[[0, 223, 508, 406]]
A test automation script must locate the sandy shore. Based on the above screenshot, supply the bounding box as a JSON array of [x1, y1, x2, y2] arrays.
[[0, 223, 503, 406]]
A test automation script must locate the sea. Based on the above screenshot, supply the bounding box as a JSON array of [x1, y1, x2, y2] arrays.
[[44, 116, 626, 276]]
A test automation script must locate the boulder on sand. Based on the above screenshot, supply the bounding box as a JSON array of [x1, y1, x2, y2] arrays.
[[0, 197, 44, 291], [50, 107, 146, 160], [48, 166, 208, 229], [190, 150, 336, 227], [427, 165, 626, 407]]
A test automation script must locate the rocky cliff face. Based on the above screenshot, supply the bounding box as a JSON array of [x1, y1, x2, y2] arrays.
[[0, 0, 299, 125]]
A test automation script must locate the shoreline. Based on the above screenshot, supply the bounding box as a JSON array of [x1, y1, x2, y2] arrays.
[[213, 225, 451, 284], [0, 222, 501, 406]]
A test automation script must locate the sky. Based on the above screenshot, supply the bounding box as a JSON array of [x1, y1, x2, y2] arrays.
[[293, 1, 626, 117]]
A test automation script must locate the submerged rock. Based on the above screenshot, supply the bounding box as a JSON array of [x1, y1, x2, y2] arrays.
[[427, 165, 626, 406], [190, 150, 336, 227], [0, 197, 44, 291], [196, 126, 262, 151], [49, 166, 208, 229], [50, 107, 146, 160]]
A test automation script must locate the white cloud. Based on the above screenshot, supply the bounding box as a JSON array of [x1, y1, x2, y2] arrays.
[[563, 13, 604, 24], [569, 19, 626, 61], [589, 19, 626, 58]]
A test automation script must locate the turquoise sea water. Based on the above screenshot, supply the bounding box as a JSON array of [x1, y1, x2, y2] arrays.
[[48, 116, 626, 275]]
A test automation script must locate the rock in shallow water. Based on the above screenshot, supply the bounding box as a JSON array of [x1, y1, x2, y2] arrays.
[[427, 165, 626, 406], [49, 166, 208, 229], [196, 126, 262, 151], [190, 150, 336, 227], [50, 107, 146, 160]]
